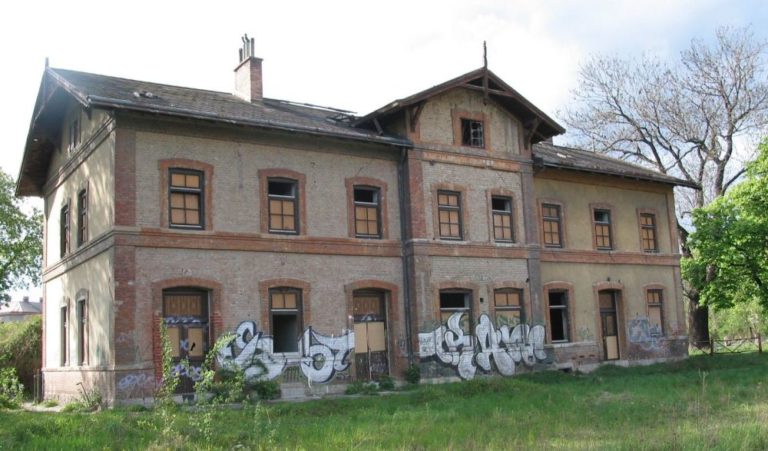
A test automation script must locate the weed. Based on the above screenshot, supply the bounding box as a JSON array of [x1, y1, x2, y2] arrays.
[[377, 374, 396, 391], [249, 379, 281, 400], [41, 399, 58, 408], [345, 381, 379, 395], [0, 367, 24, 409], [404, 365, 421, 385]]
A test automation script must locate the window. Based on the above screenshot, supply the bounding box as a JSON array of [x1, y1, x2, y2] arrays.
[[270, 288, 302, 352], [491, 196, 514, 242], [268, 179, 298, 234], [437, 191, 462, 240], [354, 187, 381, 238], [439, 290, 472, 334], [60, 305, 68, 366], [60, 202, 70, 257], [68, 116, 80, 152], [548, 291, 569, 342], [494, 289, 523, 326], [593, 209, 613, 250], [640, 213, 658, 252], [169, 169, 204, 228], [77, 188, 88, 246], [541, 203, 562, 247], [76, 298, 87, 366], [646, 289, 664, 335], [461, 118, 484, 148]]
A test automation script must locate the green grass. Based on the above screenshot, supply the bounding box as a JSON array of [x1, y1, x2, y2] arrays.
[[2, 353, 768, 449]]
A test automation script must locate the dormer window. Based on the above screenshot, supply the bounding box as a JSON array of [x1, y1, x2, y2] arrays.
[[461, 119, 484, 148]]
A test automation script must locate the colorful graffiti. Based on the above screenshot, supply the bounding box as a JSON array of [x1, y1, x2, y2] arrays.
[[418, 312, 547, 379], [628, 316, 663, 350], [217, 321, 355, 384]]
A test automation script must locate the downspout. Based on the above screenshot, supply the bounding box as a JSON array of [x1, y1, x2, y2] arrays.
[[397, 146, 414, 366]]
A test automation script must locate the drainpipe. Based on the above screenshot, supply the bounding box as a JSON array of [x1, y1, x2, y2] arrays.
[[397, 146, 414, 366]]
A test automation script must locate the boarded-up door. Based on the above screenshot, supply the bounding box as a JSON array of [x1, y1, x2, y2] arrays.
[[599, 291, 620, 361], [353, 291, 388, 380], [163, 289, 209, 394]]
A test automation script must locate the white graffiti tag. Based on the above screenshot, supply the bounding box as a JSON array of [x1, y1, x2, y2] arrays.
[[217, 321, 355, 384], [419, 312, 547, 379]]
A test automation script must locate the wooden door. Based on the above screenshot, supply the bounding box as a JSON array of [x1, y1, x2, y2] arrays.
[[353, 291, 388, 381], [599, 291, 620, 361]]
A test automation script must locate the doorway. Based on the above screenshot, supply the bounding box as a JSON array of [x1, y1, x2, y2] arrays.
[[352, 290, 388, 381], [162, 289, 209, 393], [599, 290, 620, 361]]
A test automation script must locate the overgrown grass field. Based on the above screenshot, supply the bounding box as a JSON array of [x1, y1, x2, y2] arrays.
[[2, 353, 768, 449]]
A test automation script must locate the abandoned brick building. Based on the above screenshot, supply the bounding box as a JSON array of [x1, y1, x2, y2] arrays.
[[17, 37, 696, 403]]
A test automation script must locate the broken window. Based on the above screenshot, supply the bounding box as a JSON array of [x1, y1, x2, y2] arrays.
[[439, 290, 472, 334], [494, 289, 523, 327], [354, 186, 381, 238], [491, 196, 514, 242], [461, 118, 484, 148], [169, 169, 204, 228], [437, 191, 462, 240], [548, 291, 569, 342], [268, 179, 298, 234], [270, 288, 302, 353], [640, 213, 658, 252], [542, 203, 562, 247], [593, 209, 613, 250], [646, 289, 664, 335]]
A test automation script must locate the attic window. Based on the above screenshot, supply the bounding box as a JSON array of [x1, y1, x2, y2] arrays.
[[461, 119, 484, 148]]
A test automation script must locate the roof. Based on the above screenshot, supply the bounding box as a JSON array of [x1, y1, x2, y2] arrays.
[[533, 142, 700, 188], [355, 67, 565, 143], [0, 300, 42, 315]]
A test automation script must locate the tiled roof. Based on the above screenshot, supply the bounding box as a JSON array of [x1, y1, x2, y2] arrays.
[[49, 68, 409, 147], [533, 142, 699, 188]]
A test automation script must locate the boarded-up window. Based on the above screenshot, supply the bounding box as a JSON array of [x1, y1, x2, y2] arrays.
[[640, 213, 658, 252], [494, 289, 523, 326], [542, 204, 562, 247], [437, 191, 462, 240], [354, 187, 381, 238], [593, 209, 612, 250], [491, 196, 514, 242], [169, 169, 203, 228], [268, 179, 298, 233], [647, 289, 664, 336]]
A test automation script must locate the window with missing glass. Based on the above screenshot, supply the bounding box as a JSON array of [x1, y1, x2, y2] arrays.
[[437, 191, 462, 240], [461, 118, 484, 148], [268, 179, 298, 234], [439, 290, 472, 334], [593, 209, 613, 250], [491, 196, 514, 242], [548, 291, 569, 342], [270, 288, 302, 352], [354, 186, 381, 238], [169, 169, 204, 228], [494, 289, 523, 326]]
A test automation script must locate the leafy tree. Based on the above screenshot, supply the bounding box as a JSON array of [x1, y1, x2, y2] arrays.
[[563, 27, 768, 344], [682, 139, 768, 313], [0, 170, 42, 306]]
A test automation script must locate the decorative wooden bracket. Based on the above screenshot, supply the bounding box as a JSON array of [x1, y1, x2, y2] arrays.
[[409, 101, 425, 133]]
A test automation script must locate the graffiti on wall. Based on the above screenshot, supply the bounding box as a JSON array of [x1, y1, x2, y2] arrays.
[[217, 321, 355, 384], [418, 312, 547, 380], [628, 316, 663, 351]]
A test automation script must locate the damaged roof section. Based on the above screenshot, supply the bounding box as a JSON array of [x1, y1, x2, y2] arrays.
[[533, 142, 700, 189]]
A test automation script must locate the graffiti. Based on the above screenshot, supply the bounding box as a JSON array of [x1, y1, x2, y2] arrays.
[[164, 316, 203, 325], [217, 321, 355, 384], [418, 312, 547, 380], [628, 316, 663, 350], [117, 373, 154, 391], [172, 363, 203, 381]]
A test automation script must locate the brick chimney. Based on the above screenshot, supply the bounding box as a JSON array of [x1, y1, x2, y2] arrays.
[[234, 34, 263, 102]]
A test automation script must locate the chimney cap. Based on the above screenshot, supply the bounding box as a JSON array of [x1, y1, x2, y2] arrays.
[[238, 34, 257, 63]]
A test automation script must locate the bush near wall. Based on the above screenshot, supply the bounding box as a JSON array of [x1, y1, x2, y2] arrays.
[[0, 316, 42, 392]]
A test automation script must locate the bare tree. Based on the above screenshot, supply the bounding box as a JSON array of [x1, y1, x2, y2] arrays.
[[562, 26, 768, 345]]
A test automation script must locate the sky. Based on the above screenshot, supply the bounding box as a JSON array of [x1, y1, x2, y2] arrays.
[[0, 0, 766, 300]]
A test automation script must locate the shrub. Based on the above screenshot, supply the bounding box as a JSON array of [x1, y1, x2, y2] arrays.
[[345, 381, 379, 395], [377, 374, 396, 391], [249, 379, 281, 400], [0, 367, 24, 408], [0, 316, 42, 392], [404, 365, 421, 385]]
